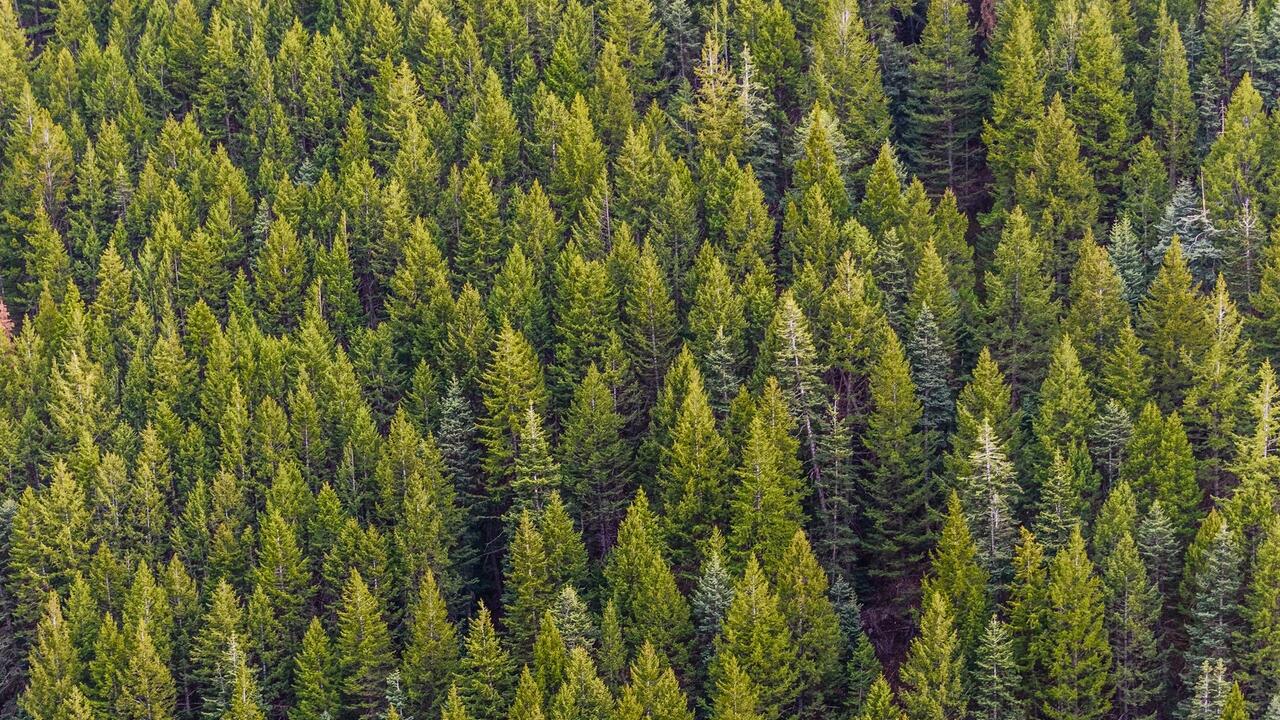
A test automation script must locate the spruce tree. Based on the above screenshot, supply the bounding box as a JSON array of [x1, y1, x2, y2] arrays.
[[711, 555, 799, 720], [898, 588, 966, 720], [904, 0, 983, 208], [337, 569, 395, 719], [1041, 528, 1112, 720], [973, 615, 1021, 720], [1066, 0, 1133, 206], [859, 326, 935, 584]]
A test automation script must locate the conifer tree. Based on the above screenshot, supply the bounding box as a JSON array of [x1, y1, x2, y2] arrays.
[[983, 0, 1045, 218], [774, 531, 842, 719], [712, 555, 799, 720], [1066, 0, 1133, 206], [1100, 531, 1163, 720], [1151, 11, 1197, 185], [604, 491, 694, 672], [291, 619, 340, 720], [709, 654, 764, 720], [1139, 238, 1211, 410], [458, 604, 516, 720], [1041, 528, 1112, 720], [859, 326, 934, 584], [956, 420, 1019, 582], [1183, 520, 1244, 691], [898, 588, 966, 720], [905, 0, 983, 208], [1183, 276, 1251, 497], [659, 367, 731, 574], [693, 536, 737, 677], [1016, 95, 1102, 289], [20, 593, 82, 720], [337, 569, 395, 719], [117, 619, 177, 720], [982, 207, 1061, 405], [811, 0, 891, 178], [616, 641, 693, 720], [924, 493, 991, 665], [1063, 236, 1130, 377], [973, 616, 1021, 720], [1244, 516, 1280, 703]]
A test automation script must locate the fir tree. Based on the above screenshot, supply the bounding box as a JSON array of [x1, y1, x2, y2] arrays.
[[859, 326, 935, 584], [904, 0, 984, 208], [458, 604, 516, 720], [973, 615, 1021, 720], [1041, 528, 1112, 720], [711, 555, 798, 720], [337, 569, 395, 719], [898, 588, 966, 720]]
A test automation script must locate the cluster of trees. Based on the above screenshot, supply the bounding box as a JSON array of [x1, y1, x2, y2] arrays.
[[6, 0, 1280, 715]]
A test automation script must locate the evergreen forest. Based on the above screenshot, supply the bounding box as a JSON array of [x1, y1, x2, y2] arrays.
[[8, 0, 1280, 717]]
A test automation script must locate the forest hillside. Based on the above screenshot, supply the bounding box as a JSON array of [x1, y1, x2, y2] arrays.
[[2, 0, 1280, 718]]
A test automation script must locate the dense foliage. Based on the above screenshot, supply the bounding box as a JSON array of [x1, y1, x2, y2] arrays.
[[4, 0, 1280, 717]]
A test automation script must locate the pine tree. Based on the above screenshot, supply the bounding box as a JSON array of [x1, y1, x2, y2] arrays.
[[956, 420, 1019, 583], [1034, 335, 1098, 468], [1245, 518, 1280, 703], [904, 0, 983, 208], [1187, 660, 1230, 720], [504, 511, 554, 660], [561, 364, 632, 559], [857, 676, 906, 720], [898, 588, 966, 720], [480, 323, 548, 507], [1063, 235, 1130, 377], [1203, 76, 1269, 302], [760, 291, 826, 490], [1251, 226, 1280, 365], [728, 414, 805, 569], [908, 306, 954, 458], [1007, 528, 1050, 696], [1100, 322, 1154, 415]]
